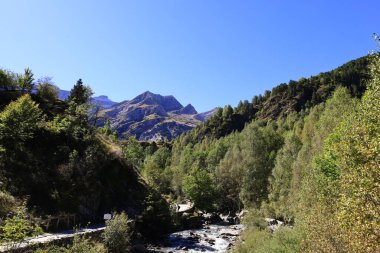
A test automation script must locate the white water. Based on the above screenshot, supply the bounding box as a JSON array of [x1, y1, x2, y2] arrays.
[[149, 224, 244, 253]]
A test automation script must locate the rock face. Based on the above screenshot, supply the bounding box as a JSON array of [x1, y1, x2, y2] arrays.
[[98, 91, 213, 141], [93, 95, 118, 108], [195, 108, 217, 121]]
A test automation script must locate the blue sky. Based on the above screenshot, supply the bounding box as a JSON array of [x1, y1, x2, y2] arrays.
[[1, 0, 379, 112]]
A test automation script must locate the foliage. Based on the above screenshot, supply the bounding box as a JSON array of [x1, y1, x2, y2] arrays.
[[0, 69, 16, 91], [99, 119, 118, 140], [235, 208, 303, 253], [234, 226, 303, 253], [0, 94, 44, 144], [308, 53, 380, 253], [0, 207, 43, 249], [183, 167, 216, 211], [67, 78, 93, 105], [122, 136, 145, 169], [180, 56, 369, 144], [103, 212, 131, 253], [0, 76, 150, 227], [143, 146, 171, 193], [138, 191, 172, 238], [33, 236, 106, 253], [36, 77, 60, 102], [0, 191, 17, 218], [18, 68, 35, 93], [239, 122, 283, 207]]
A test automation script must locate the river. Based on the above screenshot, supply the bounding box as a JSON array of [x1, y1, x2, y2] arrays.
[[148, 224, 245, 253]]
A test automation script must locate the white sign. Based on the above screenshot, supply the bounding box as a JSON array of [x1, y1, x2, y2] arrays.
[[104, 213, 112, 220]]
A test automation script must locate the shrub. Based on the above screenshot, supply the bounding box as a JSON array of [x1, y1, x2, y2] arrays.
[[0, 207, 43, 249], [0, 191, 17, 217], [33, 236, 106, 253], [234, 226, 303, 253], [69, 235, 106, 253], [103, 212, 131, 253]]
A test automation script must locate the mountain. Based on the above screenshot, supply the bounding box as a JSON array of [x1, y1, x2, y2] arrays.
[[195, 108, 218, 121], [98, 91, 212, 141], [92, 95, 118, 108], [58, 89, 117, 108], [58, 89, 71, 100]]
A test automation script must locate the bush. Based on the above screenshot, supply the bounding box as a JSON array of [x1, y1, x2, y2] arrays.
[[69, 235, 106, 253], [0, 207, 43, 250], [33, 236, 106, 253], [103, 212, 131, 253], [241, 208, 267, 230], [0, 191, 17, 217], [234, 226, 303, 253]]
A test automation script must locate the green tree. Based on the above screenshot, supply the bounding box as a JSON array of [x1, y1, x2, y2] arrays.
[[0, 94, 44, 144], [239, 122, 283, 207], [99, 119, 118, 139], [215, 135, 245, 211], [103, 212, 131, 253], [18, 67, 34, 93], [314, 53, 380, 253], [0, 69, 14, 90], [0, 191, 17, 218], [67, 79, 93, 105], [0, 207, 43, 249], [36, 77, 59, 102], [266, 132, 302, 220], [122, 136, 145, 169], [143, 147, 171, 193], [183, 167, 216, 211], [222, 105, 233, 118]]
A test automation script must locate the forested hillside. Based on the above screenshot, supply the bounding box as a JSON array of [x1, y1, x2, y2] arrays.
[[0, 51, 378, 253], [0, 75, 171, 242], [134, 53, 379, 253], [184, 55, 369, 142]]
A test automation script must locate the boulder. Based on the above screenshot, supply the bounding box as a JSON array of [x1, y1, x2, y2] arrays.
[[202, 213, 223, 224], [132, 244, 149, 253]]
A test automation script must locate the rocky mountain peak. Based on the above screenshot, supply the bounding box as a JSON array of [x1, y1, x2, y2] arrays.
[[130, 91, 183, 112], [97, 91, 215, 141], [173, 103, 198, 115]]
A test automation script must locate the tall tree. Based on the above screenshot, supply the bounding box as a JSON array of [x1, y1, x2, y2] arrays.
[[67, 79, 93, 105], [18, 68, 34, 93], [36, 77, 59, 102], [315, 53, 380, 253]]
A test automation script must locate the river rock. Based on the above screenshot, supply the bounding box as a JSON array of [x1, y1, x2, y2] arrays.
[[202, 212, 223, 224], [132, 244, 149, 253], [219, 228, 241, 237], [183, 215, 203, 229]]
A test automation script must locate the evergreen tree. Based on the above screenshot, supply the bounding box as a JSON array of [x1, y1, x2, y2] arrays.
[[67, 79, 93, 105], [18, 68, 34, 93]]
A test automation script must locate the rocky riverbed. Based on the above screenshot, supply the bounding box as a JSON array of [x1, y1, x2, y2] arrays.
[[147, 224, 245, 253]]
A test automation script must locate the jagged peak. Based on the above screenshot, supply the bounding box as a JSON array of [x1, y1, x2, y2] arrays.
[[182, 104, 198, 114], [130, 91, 183, 112]]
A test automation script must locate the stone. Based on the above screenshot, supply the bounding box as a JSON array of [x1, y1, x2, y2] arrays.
[[132, 244, 149, 253]]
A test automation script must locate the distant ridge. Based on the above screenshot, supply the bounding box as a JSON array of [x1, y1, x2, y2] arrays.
[[97, 91, 213, 141]]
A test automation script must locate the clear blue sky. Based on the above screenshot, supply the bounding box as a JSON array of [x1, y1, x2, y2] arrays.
[[1, 0, 379, 112]]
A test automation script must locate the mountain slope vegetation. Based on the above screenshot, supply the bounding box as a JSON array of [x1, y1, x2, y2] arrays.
[[135, 53, 379, 253], [0, 76, 171, 239], [0, 50, 378, 253], [183, 55, 370, 143]]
